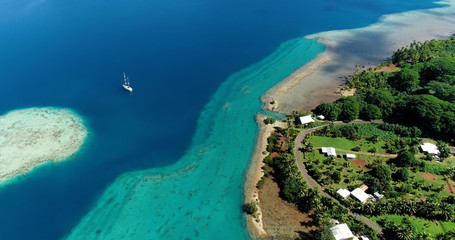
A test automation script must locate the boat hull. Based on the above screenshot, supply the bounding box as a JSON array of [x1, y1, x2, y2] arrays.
[[123, 85, 133, 92]]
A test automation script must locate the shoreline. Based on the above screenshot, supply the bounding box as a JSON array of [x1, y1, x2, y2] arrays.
[[246, 0, 455, 238], [244, 113, 288, 238], [262, 0, 455, 114], [261, 38, 336, 113], [243, 114, 272, 239]]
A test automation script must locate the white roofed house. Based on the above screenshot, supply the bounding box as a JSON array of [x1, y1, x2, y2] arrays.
[[299, 115, 314, 125], [330, 223, 355, 240], [351, 188, 370, 204], [337, 189, 350, 199], [321, 147, 337, 157], [420, 142, 440, 156], [373, 192, 384, 199], [346, 153, 356, 159]]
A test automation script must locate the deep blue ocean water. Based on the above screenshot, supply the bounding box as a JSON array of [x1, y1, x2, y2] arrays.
[[0, 0, 441, 239]]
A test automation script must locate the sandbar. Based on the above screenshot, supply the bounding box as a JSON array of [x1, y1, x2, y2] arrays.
[[0, 107, 88, 184]]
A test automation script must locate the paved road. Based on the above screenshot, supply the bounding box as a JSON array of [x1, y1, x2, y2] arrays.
[[293, 120, 384, 234]]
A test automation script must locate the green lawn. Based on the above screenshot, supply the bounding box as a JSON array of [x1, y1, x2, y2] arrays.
[[359, 140, 387, 154], [303, 150, 366, 188], [310, 136, 387, 154], [310, 136, 359, 150], [370, 215, 455, 236]]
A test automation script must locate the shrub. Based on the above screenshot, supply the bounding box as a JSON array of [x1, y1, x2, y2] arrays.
[[394, 168, 410, 181], [243, 202, 258, 215], [339, 97, 360, 122], [437, 140, 451, 159], [393, 151, 417, 167], [264, 117, 276, 125]]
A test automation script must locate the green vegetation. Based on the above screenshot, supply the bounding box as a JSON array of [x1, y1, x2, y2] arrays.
[[310, 136, 359, 150], [243, 202, 258, 217], [264, 117, 276, 125], [259, 38, 455, 240], [314, 37, 455, 144], [302, 122, 455, 238], [261, 123, 381, 239], [371, 215, 455, 238]]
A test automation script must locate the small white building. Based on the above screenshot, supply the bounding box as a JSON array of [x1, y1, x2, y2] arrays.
[[351, 188, 369, 204], [420, 142, 440, 156], [317, 115, 325, 120], [346, 153, 356, 159], [337, 189, 351, 199], [373, 192, 384, 199], [330, 223, 355, 240], [360, 236, 370, 240], [321, 147, 337, 157], [299, 115, 314, 125]]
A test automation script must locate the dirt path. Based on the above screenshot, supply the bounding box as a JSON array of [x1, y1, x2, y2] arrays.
[[294, 120, 384, 234]]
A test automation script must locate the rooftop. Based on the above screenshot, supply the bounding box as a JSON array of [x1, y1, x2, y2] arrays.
[[299, 115, 314, 125], [421, 142, 440, 155], [351, 188, 369, 203], [337, 189, 350, 199], [330, 223, 355, 240], [321, 147, 336, 157]]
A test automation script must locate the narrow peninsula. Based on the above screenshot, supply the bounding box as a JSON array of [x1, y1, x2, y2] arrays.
[[0, 107, 88, 184]]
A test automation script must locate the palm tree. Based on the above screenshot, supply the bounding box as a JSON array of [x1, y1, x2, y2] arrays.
[[380, 200, 392, 214], [394, 199, 408, 215], [418, 201, 436, 219], [416, 232, 431, 240], [407, 201, 418, 216], [363, 202, 376, 215], [395, 226, 414, 240], [439, 202, 454, 221]]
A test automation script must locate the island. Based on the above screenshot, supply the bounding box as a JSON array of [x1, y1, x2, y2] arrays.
[[246, 37, 455, 240], [0, 107, 88, 184]]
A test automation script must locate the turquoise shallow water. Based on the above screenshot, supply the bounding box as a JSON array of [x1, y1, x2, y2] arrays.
[[67, 38, 325, 239]]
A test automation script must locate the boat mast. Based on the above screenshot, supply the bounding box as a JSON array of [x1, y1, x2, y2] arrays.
[[127, 77, 130, 86], [123, 72, 127, 85]]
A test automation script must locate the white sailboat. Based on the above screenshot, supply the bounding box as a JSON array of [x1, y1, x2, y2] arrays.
[[123, 72, 133, 92]]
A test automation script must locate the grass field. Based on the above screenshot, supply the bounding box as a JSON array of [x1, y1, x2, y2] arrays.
[[310, 136, 387, 154], [310, 136, 359, 150], [370, 215, 455, 236]]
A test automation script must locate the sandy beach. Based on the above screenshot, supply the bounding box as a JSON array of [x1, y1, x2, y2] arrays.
[[248, 0, 455, 238], [263, 0, 455, 114], [0, 107, 88, 184], [245, 114, 316, 239], [244, 114, 275, 238]]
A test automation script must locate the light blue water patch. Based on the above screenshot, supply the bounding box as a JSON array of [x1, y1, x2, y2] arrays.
[[66, 38, 325, 239]]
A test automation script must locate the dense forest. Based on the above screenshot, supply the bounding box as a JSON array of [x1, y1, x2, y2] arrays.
[[315, 37, 455, 143]]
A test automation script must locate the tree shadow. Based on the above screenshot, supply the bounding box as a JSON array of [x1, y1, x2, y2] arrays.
[[295, 229, 317, 240]]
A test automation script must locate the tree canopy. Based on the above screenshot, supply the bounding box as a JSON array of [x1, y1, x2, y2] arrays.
[[314, 37, 455, 144]]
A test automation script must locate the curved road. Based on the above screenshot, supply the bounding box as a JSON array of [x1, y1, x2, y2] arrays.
[[294, 120, 384, 234]]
